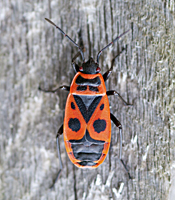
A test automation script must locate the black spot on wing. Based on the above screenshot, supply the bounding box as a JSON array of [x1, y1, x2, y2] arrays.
[[100, 104, 104, 110], [71, 102, 75, 109], [93, 119, 106, 133], [68, 118, 81, 132]]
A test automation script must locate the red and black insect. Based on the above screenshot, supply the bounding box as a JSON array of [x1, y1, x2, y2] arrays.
[[39, 18, 132, 186]]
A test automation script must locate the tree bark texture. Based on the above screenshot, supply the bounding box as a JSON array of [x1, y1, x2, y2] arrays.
[[0, 0, 174, 200]]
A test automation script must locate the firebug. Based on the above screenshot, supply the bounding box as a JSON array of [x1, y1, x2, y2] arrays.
[[39, 18, 132, 187]]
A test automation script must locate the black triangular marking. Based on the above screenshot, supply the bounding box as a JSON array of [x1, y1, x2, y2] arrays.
[[79, 95, 95, 109], [73, 95, 102, 123], [87, 96, 102, 122]]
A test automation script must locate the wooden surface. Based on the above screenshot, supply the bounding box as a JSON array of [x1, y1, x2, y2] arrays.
[[0, 0, 174, 199]]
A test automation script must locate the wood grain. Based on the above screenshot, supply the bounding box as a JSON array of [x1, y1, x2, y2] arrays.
[[0, 0, 174, 199]]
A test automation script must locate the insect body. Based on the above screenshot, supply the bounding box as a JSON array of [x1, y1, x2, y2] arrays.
[[39, 18, 132, 186], [64, 70, 111, 168]]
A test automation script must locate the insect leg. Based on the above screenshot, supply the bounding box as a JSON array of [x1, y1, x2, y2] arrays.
[[38, 85, 60, 93], [103, 48, 125, 82], [72, 52, 81, 73], [50, 124, 63, 189], [59, 85, 70, 91], [110, 113, 123, 159], [110, 113, 132, 179], [38, 85, 70, 93], [107, 90, 133, 106]]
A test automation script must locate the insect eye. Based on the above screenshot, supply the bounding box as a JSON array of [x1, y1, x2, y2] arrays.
[[79, 66, 83, 71], [96, 67, 101, 72]]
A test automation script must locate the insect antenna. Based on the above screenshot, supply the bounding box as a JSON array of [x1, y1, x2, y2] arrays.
[[45, 18, 85, 62], [96, 29, 130, 63]]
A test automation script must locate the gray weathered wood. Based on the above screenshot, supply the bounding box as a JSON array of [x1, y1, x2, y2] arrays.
[[0, 0, 174, 199]]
